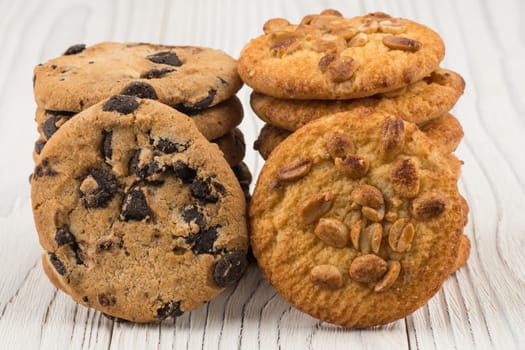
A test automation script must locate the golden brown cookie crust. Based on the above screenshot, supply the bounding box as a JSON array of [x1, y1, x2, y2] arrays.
[[239, 12, 445, 99], [31, 96, 248, 322], [451, 235, 470, 273], [419, 113, 464, 154], [250, 68, 465, 130], [250, 111, 464, 328], [254, 113, 464, 160], [34, 42, 242, 112]]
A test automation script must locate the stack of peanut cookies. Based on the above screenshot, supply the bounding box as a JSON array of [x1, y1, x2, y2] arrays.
[[33, 42, 252, 198], [239, 10, 470, 327], [30, 42, 250, 322]]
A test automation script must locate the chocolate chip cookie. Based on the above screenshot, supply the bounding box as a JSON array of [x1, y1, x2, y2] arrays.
[[238, 11, 445, 99], [250, 68, 465, 130], [188, 96, 244, 140], [31, 95, 248, 322], [34, 42, 242, 113], [33, 96, 244, 161], [250, 111, 464, 328], [212, 128, 246, 166]]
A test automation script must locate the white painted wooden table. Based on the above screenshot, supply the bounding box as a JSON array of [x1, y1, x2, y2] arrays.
[[1, 0, 524, 348]]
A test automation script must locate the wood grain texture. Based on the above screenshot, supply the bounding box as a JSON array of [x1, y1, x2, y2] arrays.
[[1, 0, 524, 348]]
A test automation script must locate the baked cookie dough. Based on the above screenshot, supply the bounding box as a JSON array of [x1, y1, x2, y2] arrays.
[[31, 95, 248, 322], [249, 68, 464, 130], [34, 42, 242, 112], [239, 11, 444, 99], [250, 111, 464, 328]]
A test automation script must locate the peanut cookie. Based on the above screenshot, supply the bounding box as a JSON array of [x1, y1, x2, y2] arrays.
[[250, 68, 465, 130], [238, 11, 444, 99], [31, 95, 248, 322], [34, 42, 242, 112], [250, 111, 464, 328], [452, 235, 470, 273], [254, 113, 464, 159], [418, 113, 464, 154], [212, 128, 246, 167]]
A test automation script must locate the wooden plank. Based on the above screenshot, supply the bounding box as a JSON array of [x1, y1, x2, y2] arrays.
[[1, 1, 525, 349]]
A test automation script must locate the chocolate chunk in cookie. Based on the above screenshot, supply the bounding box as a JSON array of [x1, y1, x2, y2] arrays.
[[41, 111, 75, 140], [80, 169, 119, 208], [172, 161, 197, 184], [186, 226, 219, 254], [213, 251, 248, 287], [98, 293, 117, 307], [190, 178, 218, 203], [101, 130, 113, 161], [156, 300, 184, 320], [34, 139, 46, 155], [55, 227, 75, 247], [121, 81, 158, 100], [129, 149, 165, 181], [102, 95, 139, 114], [147, 51, 183, 66], [42, 116, 59, 139], [175, 89, 217, 115], [49, 252, 67, 275], [120, 187, 151, 221], [33, 158, 57, 179], [64, 44, 86, 55], [142, 67, 175, 79], [155, 138, 189, 153], [181, 205, 206, 230]]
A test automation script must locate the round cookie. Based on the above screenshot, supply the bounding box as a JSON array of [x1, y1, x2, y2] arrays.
[[238, 11, 445, 99], [254, 113, 464, 160], [212, 128, 246, 167], [250, 68, 465, 130], [31, 95, 248, 322], [34, 42, 242, 113], [33, 96, 244, 160], [250, 111, 464, 328]]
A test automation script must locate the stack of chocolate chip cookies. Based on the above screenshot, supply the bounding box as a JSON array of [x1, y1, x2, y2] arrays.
[[33, 42, 252, 198], [30, 42, 250, 322], [239, 10, 470, 327]]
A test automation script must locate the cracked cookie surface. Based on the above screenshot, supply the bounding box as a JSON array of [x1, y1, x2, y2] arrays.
[[31, 96, 248, 322], [249, 111, 464, 328], [239, 11, 444, 99]]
